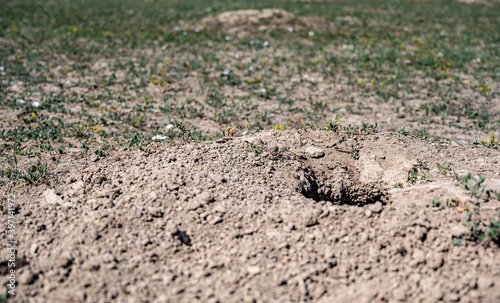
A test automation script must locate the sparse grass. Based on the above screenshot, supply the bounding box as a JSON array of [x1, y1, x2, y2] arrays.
[[431, 195, 442, 208], [437, 161, 452, 174], [0, 154, 48, 184], [487, 213, 500, 244], [0, 0, 498, 181], [451, 172, 500, 245], [407, 159, 431, 184], [249, 142, 264, 154]]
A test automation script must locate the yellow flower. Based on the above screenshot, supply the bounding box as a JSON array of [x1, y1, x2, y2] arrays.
[[31, 112, 36, 118], [357, 78, 363, 84]]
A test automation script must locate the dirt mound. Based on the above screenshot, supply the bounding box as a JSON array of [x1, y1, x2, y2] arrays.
[[3, 130, 500, 302], [458, 0, 494, 5], [181, 9, 334, 34]]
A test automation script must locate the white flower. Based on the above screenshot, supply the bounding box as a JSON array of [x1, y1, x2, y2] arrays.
[[258, 88, 266, 94], [166, 124, 174, 130], [248, 66, 253, 71], [161, 45, 167, 50], [288, 27, 294, 32], [250, 40, 254, 45], [183, 31, 187, 36], [225, 35, 230, 41], [263, 41, 269, 46], [223, 70, 230, 75], [242, 130, 249, 135], [174, 26, 180, 31], [32, 101, 40, 107], [204, 7, 211, 13], [152, 135, 167, 141], [38, 61, 45, 65], [17, 99, 25, 104], [234, 53, 240, 58], [195, 27, 200, 33], [308, 31, 314, 36], [342, 44, 347, 49]]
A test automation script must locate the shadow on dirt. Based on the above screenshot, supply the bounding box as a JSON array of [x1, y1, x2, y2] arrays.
[[297, 165, 387, 205]]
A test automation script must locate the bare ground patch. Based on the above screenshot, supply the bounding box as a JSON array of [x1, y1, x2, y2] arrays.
[[3, 130, 500, 302]]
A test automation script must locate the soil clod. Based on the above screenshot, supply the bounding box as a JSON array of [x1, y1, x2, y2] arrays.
[[178, 231, 192, 246]]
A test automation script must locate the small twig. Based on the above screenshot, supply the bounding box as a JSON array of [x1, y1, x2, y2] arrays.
[[452, 169, 461, 182], [285, 148, 308, 164], [267, 142, 278, 156], [82, 175, 86, 194]]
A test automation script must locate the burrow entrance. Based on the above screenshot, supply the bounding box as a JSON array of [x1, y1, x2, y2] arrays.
[[296, 164, 386, 206]]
